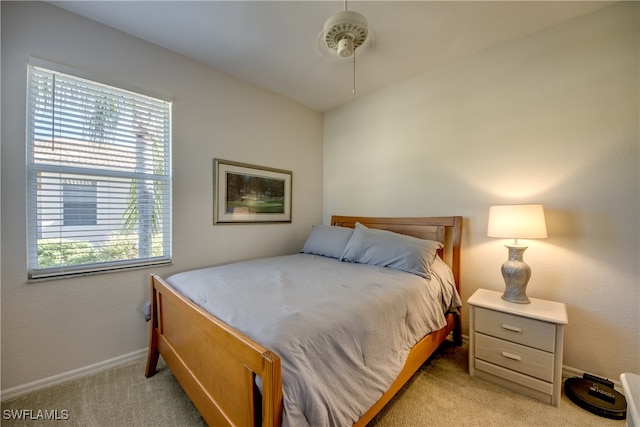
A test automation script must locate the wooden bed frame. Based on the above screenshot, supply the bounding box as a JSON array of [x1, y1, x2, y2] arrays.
[[145, 215, 462, 426]]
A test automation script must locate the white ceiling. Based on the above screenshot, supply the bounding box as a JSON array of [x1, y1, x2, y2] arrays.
[[49, 1, 614, 112]]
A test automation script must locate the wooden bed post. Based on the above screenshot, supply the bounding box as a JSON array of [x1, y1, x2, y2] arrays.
[[452, 215, 463, 346], [145, 275, 159, 378], [259, 350, 283, 427]]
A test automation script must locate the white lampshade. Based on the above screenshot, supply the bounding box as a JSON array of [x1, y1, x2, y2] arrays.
[[487, 204, 548, 239]]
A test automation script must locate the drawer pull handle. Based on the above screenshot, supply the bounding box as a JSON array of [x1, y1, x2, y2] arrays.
[[502, 324, 522, 333], [501, 351, 522, 362]]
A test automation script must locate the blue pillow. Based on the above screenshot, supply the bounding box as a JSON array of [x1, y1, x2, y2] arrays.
[[301, 225, 354, 259], [340, 222, 443, 279]]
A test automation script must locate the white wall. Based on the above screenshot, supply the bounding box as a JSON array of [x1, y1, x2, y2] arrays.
[[324, 2, 639, 380], [1, 2, 323, 391]]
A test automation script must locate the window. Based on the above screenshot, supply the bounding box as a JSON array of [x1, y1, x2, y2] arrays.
[[27, 62, 172, 279], [63, 179, 97, 226]]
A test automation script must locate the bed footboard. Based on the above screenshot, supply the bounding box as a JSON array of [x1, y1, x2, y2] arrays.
[[145, 274, 282, 427]]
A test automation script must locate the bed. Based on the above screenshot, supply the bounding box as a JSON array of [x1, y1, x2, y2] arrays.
[[145, 215, 463, 426]]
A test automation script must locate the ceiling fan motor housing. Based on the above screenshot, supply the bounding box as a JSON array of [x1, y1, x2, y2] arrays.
[[323, 10, 368, 58], [337, 37, 354, 57]]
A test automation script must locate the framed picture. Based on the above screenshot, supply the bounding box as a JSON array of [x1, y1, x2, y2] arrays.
[[213, 158, 292, 224]]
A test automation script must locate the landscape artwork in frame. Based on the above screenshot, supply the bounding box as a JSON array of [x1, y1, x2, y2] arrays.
[[214, 159, 292, 224]]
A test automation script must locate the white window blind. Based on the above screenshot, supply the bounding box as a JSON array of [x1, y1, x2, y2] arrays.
[[27, 64, 172, 280]]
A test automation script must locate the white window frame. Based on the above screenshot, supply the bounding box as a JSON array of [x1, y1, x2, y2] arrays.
[[26, 59, 172, 280]]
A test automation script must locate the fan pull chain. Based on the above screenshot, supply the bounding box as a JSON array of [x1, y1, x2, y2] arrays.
[[352, 49, 356, 94]]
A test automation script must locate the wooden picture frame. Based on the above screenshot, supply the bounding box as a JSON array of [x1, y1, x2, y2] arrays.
[[214, 159, 292, 224]]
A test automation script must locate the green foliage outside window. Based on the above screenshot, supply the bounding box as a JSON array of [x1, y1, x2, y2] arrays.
[[37, 233, 165, 268]]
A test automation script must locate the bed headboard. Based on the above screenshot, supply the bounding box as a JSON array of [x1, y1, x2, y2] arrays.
[[330, 215, 462, 292]]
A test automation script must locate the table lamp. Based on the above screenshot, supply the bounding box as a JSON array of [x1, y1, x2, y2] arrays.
[[487, 204, 548, 303]]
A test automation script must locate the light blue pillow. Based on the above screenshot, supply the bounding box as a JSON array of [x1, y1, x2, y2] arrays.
[[301, 225, 354, 259], [340, 222, 443, 279]]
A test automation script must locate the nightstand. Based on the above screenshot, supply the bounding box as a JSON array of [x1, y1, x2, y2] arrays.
[[468, 288, 568, 406]]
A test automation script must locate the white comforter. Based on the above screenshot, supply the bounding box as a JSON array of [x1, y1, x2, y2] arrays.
[[166, 253, 461, 427]]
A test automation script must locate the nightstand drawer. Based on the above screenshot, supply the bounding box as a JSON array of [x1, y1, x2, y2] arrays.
[[475, 307, 556, 352], [475, 359, 554, 397], [475, 333, 554, 382]]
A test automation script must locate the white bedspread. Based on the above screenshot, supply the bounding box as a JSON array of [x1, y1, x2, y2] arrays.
[[166, 253, 461, 427]]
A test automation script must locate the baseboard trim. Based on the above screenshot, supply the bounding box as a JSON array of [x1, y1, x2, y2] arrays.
[[2, 336, 624, 401], [1, 348, 147, 402]]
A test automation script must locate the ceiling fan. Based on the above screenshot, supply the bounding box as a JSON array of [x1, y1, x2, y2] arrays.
[[319, 1, 372, 94]]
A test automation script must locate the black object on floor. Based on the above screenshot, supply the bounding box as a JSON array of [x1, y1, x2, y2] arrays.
[[564, 373, 627, 420]]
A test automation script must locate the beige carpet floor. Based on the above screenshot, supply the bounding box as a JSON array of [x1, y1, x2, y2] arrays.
[[1, 341, 626, 426]]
